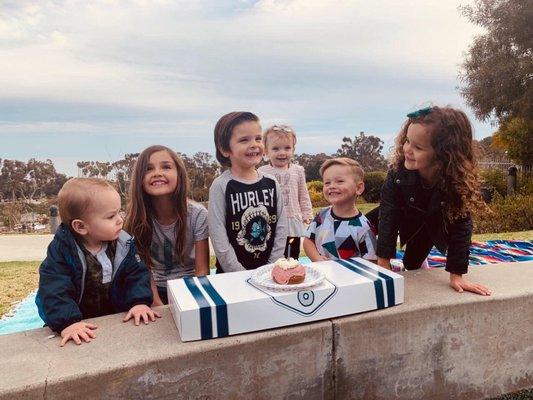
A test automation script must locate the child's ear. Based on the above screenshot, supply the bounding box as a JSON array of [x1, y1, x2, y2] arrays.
[[356, 181, 365, 196], [71, 219, 88, 236]]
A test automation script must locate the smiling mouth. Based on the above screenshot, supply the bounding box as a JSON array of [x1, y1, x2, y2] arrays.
[[151, 180, 168, 186]]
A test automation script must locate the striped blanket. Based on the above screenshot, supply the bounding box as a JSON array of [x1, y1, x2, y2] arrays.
[[395, 240, 533, 269]]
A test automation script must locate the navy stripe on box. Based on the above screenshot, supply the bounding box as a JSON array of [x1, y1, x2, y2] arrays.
[[346, 258, 396, 306], [198, 276, 229, 337], [183, 277, 213, 340], [335, 259, 385, 309]]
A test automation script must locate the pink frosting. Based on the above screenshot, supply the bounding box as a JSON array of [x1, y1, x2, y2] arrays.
[[272, 264, 306, 285]]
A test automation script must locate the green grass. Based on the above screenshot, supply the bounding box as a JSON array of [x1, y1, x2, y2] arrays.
[[1, 229, 531, 318], [312, 203, 379, 215], [0, 261, 39, 317], [472, 230, 532, 242]]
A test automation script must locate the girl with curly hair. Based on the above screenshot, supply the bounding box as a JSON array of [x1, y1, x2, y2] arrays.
[[372, 105, 491, 295]]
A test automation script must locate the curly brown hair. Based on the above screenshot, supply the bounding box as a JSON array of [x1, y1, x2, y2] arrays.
[[391, 105, 486, 221]]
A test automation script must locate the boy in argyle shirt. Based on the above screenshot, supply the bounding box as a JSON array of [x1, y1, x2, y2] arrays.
[[303, 158, 377, 261]]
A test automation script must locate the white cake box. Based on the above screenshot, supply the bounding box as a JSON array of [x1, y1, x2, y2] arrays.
[[167, 257, 404, 342]]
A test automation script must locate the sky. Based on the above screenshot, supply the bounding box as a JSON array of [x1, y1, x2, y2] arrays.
[[0, 0, 493, 177]]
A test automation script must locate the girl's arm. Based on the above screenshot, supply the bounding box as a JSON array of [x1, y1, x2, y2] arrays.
[[268, 179, 289, 263], [449, 273, 491, 296], [446, 216, 491, 296], [303, 238, 328, 262], [194, 239, 210, 276], [376, 170, 401, 260], [150, 276, 164, 307], [298, 166, 313, 223]]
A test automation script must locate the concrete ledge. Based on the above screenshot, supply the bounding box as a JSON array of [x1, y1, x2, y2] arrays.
[[0, 261, 531, 399], [0, 310, 332, 399], [334, 262, 533, 400]]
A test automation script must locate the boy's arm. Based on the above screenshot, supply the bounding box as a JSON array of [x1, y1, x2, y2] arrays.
[[302, 214, 328, 262], [297, 166, 313, 222], [116, 253, 153, 311], [360, 229, 378, 261], [303, 238, 328, 262], [208, 178, 246, 272], [268, 179, 289, 263], [36, 252, 83, 334]]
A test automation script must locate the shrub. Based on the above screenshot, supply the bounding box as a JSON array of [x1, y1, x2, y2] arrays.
[[473, 193, 533, 234], [307, 180, 328, 208], [307, 180, 323, 192], [480, 169, 507, 196], [518, 173, 533, 195], [363, 171, 387, 202]]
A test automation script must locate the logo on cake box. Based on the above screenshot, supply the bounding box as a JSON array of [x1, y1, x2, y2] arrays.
[[247, 278, 338, 316]]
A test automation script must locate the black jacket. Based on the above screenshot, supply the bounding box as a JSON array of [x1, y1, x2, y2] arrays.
[[376, 167, 472, 274], [36, 224, 153, 333]]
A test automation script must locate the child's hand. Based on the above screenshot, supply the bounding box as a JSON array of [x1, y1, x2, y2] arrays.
[[60, 321, 98, 347], [123, 304, 161, 326], [377, 257, 392, 270], [303, 218, 311, 225], [449, 273, 491, 296]]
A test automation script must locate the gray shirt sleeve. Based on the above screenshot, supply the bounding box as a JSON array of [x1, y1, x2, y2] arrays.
[[208, 173, 246, 272], [267, 176, 288, 263], [190, 202, 209, 242]]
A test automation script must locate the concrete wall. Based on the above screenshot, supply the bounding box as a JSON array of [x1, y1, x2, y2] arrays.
[[0, 262, 531, 400]]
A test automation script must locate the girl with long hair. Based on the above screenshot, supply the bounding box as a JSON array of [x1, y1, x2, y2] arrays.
[[373, 105, 491, 295], [125, 145, 209, 305]]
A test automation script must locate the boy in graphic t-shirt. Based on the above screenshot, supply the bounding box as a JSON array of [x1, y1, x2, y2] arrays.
[[208, 111, 288, 273]]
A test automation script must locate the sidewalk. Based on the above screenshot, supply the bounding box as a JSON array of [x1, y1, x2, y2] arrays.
[[0, 234, 53, 262], [0, 234, 216, 262]]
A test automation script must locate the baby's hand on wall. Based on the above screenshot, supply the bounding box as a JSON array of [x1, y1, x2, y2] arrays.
[[123, 304, 161, 326], [449, 273, 491, 296], [60, 321, 98, 347]]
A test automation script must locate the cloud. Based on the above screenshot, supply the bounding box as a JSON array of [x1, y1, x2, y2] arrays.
[[0, 0, 492, 174]]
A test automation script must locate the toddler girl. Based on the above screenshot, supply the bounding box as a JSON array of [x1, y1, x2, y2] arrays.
[[258, 125, 312, 259]]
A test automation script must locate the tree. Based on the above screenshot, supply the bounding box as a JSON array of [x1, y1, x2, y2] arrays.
[[23, 159, 59, 201], [459, 0, 532, 167], [0, 160, 27, 200], [493, 117, 533, 167], [459, 0, 533, 122], [336, 132, 387, 172], [2, 201, 24, 230], [293, 153, 331, 181], [77, 161, 113, 178], [111, 153, 139, 200]]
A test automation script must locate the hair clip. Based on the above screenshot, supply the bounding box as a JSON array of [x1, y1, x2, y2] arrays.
[[407, 107, 433, 119], [272, 125, 294, 133]]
